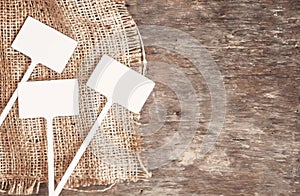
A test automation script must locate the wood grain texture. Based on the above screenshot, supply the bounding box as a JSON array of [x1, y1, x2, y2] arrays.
[[40, 0, 300, 195]]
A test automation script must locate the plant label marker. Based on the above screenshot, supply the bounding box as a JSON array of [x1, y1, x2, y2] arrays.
[[0, 16, 78, 126], [55, 55, 155, 196], [18, 79, 79, 196]]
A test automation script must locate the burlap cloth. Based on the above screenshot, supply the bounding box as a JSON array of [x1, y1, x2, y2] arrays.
[[0, 0, 148, 195]]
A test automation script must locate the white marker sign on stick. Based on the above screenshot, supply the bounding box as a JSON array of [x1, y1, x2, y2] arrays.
[[55, 55, 155, 196], [18, 79, 79, 196]]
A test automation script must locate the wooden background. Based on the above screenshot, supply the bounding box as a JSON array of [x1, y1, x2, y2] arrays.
[[42, 0, 300, 195]]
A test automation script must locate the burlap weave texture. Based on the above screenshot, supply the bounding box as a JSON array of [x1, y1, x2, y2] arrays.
[[0, 0, 146, 194]]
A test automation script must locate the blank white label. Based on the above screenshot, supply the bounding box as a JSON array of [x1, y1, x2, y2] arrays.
[[18, 79, 79, 119], [12, 16, 78, 73]]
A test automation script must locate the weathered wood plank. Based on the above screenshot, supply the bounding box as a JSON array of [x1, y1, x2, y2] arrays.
[[119, 1, 299, 195]]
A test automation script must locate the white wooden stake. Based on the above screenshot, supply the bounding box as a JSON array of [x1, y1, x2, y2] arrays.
[[18, 79, 79, 196], [55, 55, 155, 196]]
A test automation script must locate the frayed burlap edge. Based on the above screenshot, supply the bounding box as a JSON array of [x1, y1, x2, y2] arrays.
[[0, 178, 40, 195]]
